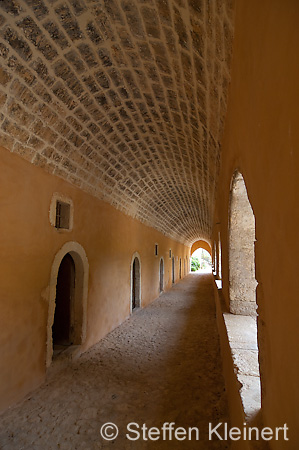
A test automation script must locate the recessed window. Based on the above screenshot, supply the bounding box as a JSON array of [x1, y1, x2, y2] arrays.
[[49, 193, 73, 231], [155, 244, 158, 256], [55, 201, 71, 230], [169, 249, 172, 258]]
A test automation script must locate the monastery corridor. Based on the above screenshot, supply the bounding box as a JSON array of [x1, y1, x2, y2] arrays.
[[0, 274, 230, 450]]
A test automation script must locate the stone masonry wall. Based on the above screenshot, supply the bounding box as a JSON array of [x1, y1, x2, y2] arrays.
[[0, 0, 234, 244]]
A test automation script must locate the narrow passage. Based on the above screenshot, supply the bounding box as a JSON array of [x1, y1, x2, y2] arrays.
[[0, 274, 230, 450]]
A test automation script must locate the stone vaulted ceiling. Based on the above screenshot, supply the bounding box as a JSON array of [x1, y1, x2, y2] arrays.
[[0, 0, 234, 245]]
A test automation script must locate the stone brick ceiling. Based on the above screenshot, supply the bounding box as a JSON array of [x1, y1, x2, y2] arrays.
[[0, 0, 234, 245]]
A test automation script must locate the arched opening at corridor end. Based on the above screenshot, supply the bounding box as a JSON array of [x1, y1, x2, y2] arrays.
[[191, 240, 211, 257], [191, 247, 212, 272]]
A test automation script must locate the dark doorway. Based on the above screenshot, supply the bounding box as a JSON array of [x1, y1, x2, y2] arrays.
[[179, 258, 182, 279], [132, 257, 141, 311], [52, 253, 75, 347], [172, 256, 175, 284], [159, 258, 164, 293]]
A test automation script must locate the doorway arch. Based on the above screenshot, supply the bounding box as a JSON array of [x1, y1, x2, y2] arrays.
[[131, 253, 141, 312], [52, 253, 75, 347], [46, 242, 89, 367], [172, 256, 175, 284], [159, 258, 164, 293], [229, 171, 257, 316]]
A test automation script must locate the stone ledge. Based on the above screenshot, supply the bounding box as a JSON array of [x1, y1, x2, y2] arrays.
[[213, 277, 266, 450], [223, 313, 261, 421]]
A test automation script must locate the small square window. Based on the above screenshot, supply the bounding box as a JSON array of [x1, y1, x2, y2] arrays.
[[155, 244, 158, 256], [55, 201, 71, 229], [50, 193, 73, 231]]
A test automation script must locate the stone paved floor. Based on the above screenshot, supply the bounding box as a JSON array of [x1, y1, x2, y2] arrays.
[[0, 274, 230, 450]]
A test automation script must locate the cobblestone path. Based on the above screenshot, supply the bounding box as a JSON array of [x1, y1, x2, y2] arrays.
[[0, 274, 230, 450]]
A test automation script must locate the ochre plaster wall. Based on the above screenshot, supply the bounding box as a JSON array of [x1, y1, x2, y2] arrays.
[[190, 239, 212, 256], [0, 146, 189, 413], [214, 0, 299, 447]]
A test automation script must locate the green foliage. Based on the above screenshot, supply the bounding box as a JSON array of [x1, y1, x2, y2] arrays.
[[191, 256, 200, 272]]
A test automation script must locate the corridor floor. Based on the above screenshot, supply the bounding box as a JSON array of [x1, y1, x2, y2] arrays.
[[0, 274, 230, 450]]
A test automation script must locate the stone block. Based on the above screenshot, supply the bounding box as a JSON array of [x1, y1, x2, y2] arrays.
[[17, 17, 58, 61], [8, 56, 36, 86], [43, 21, 69, 50], [7, 100, 34, 127], [0, 90, 7, 108], [25, 0, 48, 18], [122, 1, 145, 38], [0, 43, 9, 59], [0, 132, 14, 149], [0, 66, 11, 86], [55, 4, 83, 41], [52, 82, 77, 110], [104, 0, 124, 24], [77, 43, 97, 68], [70, 0, 86, 16], [86, 22, 103, 44], [141, 7, 160, 39], [3, 27, 32, 61], [98, 48, 113, 67], [155, 0, 171, 26], [1, 0, 22, 16], [94, 71, 109, 90], [173, 6, 188, 49]]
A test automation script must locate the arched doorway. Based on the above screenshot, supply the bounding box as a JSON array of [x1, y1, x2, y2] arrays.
[[172, 256, 175, 284], [159, 258, 164, 293], [52, 253, 75, 348], [229, 171, 257, 316], [46, 241, 89, 367], [179, 258, 182, 279], [131, 255, 141, 311]]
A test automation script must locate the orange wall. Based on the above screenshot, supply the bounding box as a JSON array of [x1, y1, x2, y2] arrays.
[[0, 146, 189, 412], [214, 0, 299, 447], [191, 240, 212, 256]]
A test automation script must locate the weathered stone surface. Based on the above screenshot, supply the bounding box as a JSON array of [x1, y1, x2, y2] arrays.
[[3, 26, 32, 60], [55, 4, 83, 41], [17, 16, 58, 60], [24, 0, 48, 19], [0, 66, 11, 85], [1, 0, 22, 17], [0, 0, 234, 245], [43, 20, 69, 49]]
